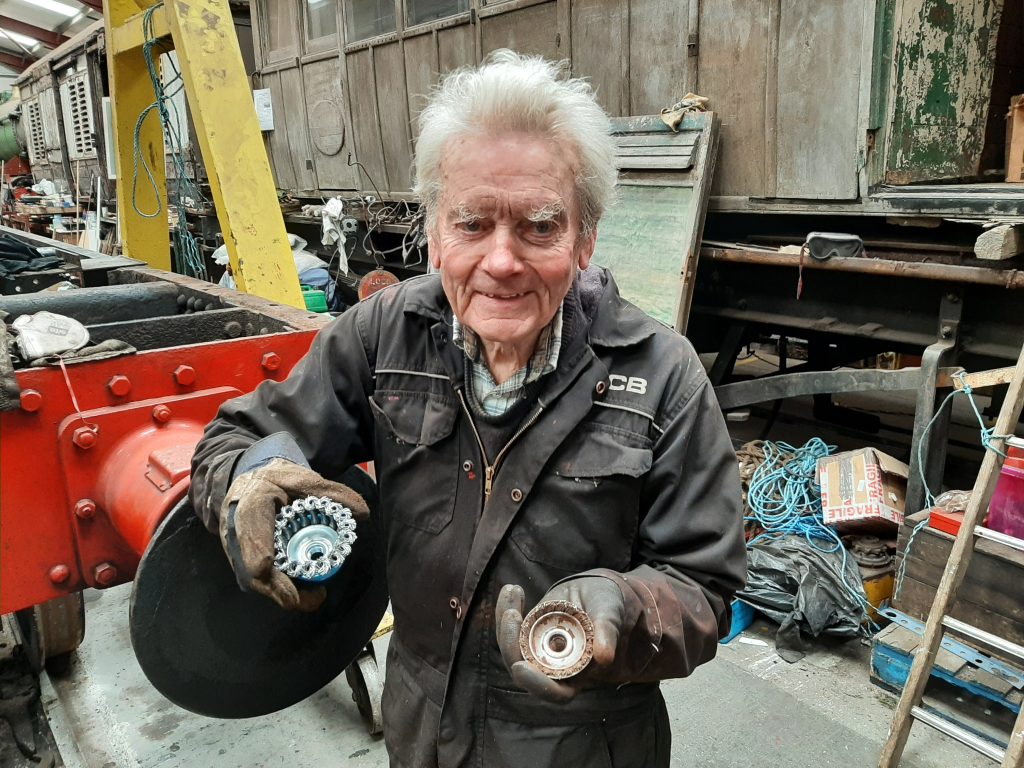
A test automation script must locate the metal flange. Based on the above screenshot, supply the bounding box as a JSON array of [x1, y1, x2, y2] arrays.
[[519, 599, 595, 680]]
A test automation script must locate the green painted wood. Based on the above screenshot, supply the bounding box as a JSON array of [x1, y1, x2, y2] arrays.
[[869, 0, 898, 132], [592, 113, 718, 332], [593, 184, 694, 327], [885, 0, 1005, 184]]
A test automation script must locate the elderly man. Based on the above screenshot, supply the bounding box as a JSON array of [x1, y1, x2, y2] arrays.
[[190, 51, 745, 767]]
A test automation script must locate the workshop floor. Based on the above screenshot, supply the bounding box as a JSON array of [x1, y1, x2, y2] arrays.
[[39, 585, 996, 768]]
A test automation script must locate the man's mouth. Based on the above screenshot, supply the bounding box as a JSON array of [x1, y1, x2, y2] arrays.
[[481, 292, 526, 299]]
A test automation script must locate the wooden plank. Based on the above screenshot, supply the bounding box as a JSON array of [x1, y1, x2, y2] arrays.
[[345, 48, 388, 193], [696, 0, 770, 197], [302, 57, 360, 191], [480, 1, 559, 60], [261, 71, 297, 189], [872, 634, 1023, 715], [894, 576, 1024, 655], [615, 134, 700, 148], [884, 0, 1004, 184], [955, 366, 1017, 390], [763, 0, 779, 197], [374, 42, 414, 193], [896, 544, 1024, 624], [278, 67, 317, 192], [616, 145, 697, 157], [628, 0, 692, 115], [262, 0, 300, 62], [404, 32, 438, 140], [437, 23, 474, 72], [976, 224, 1024, 261], [616, 155, 695, 171], [570, 0, 628, 117], [774, 0, 863, 199]]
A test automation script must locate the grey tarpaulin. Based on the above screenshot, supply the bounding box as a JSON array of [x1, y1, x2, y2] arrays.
[[738, 535, 867, 662]]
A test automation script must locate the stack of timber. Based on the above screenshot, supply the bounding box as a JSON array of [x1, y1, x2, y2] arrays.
[[893, 510, 1024, 666]]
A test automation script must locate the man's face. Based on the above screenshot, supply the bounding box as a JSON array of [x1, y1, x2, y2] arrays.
[[428, 132, 596, 353]]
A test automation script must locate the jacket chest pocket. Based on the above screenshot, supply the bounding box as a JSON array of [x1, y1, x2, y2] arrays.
[[511, 426, 653, 573], [370, 392, 458, 534]]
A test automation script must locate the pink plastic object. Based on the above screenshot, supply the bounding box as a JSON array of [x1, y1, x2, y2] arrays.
[[987, 463, 1024, 539]]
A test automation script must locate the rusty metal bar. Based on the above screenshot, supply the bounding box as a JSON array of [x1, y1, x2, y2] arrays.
[[700, 247, 1024, 289]]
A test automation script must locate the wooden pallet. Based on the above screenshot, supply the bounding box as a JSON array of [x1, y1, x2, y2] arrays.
[[872, 623, 1023, 715]]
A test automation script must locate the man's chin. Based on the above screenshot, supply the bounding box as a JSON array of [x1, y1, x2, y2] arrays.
[[469, 320, 539, 349]]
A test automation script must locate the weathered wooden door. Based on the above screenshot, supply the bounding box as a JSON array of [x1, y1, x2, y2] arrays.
[[253, 0, 359, 193], [697, 0, 869, 200], [884, 0, 1004, 184]]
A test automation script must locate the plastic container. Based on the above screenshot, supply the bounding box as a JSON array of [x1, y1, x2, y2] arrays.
[[720, 598, 757, 644], [302, 286, 328, 313], [987, 463, 1024, 539], [1006, 437, 1024, 472]]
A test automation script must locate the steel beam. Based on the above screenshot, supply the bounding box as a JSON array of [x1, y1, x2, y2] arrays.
[[107, 6, 169, 55], [104, 0, 170, 270], [163, 0, 304, 308], [0, 16, 69, 49], [0, 51, 29, 71]]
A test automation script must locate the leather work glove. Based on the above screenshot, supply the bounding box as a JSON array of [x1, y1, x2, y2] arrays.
[[220, 458, 370, 612], [497, 578, 626, 703]]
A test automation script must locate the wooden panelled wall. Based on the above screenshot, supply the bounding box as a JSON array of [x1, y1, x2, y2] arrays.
[[252, 0, 873, 202]]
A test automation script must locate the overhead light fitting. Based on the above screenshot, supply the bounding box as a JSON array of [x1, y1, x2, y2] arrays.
[[22, 0, 79, 18]]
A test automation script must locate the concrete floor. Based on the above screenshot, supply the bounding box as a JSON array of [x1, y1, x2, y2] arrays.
[[39, 584, 1000, 768]]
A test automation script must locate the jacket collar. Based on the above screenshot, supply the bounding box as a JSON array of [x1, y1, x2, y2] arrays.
[[401, 267, 656, 350]]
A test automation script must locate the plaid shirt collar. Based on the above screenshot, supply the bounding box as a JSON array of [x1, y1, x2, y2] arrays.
[[452, 305, 563, 417]]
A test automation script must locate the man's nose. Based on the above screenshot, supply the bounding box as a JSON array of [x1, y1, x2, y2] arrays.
[[481, 227, 524, 276]]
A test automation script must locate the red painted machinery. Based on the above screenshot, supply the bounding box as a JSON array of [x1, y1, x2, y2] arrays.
[[0, 267, 327, 665]]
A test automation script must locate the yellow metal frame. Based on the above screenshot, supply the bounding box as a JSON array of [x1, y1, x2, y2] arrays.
[[104, 0, 305, 309]]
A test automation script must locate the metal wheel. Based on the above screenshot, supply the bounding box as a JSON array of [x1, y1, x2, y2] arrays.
[[345, 647, 384, 735], [14, 592, 86, 674]]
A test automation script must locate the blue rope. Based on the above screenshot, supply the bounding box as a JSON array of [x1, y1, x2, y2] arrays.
[[130, 3, 208, 280], [745, 438, 879, 632]]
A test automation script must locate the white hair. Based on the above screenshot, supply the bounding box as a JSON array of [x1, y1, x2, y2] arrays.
[[413, 49, 617, 238]]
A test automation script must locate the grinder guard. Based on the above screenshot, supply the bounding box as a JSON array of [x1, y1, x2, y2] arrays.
[[129, 465, 388, 718]]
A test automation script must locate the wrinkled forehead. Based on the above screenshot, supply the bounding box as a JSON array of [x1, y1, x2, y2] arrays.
[[436, 131, 581, 214]]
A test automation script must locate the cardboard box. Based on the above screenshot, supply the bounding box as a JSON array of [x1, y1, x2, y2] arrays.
[[1007, 94, 1024, 183], [818, 448, 908, 531]]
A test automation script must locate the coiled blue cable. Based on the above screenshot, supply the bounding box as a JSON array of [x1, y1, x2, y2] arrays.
[[745, 438, 879, 632]]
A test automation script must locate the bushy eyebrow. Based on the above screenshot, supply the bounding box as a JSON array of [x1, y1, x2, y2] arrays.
[[451, 203, 483, 224], [527, 200, 566, 223]]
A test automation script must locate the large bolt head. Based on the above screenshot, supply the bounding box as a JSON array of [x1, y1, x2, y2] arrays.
[[19, 389, 42, 412], [261, 352, 281, 371], [72, 426, 97, 449], [48, 564, 70, 584], [173, 365, 196, 386], [93, 563, 118, 587], [106, 374, 131, 397], [74, 499, 96, 519], [152, 404, 172, 424]]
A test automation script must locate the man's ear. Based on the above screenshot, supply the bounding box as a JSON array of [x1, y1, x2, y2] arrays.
[[576, 229, 597, 271]]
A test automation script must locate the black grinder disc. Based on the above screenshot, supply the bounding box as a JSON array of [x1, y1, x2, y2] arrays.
[[129, 466, 388, 718]]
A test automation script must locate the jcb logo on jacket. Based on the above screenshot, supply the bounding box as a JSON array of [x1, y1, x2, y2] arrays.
[[608, 374, 647, 394]]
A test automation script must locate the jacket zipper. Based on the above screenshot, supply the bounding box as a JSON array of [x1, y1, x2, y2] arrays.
[[456, 388, 544, 497]]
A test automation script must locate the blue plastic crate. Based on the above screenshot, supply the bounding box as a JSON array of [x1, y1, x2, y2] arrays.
[[720, 598, 757, 644]]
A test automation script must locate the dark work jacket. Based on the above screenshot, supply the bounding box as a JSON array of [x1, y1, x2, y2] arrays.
[[190, 267, 746, 768]]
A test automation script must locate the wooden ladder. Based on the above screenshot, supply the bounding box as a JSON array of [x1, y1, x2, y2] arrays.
[[879, 343, 1024, 766]]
